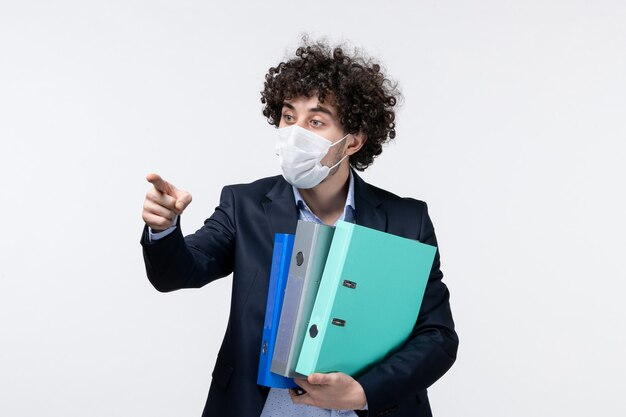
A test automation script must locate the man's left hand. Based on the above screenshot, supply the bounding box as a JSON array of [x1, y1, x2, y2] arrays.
[[290, 372, 367, 410]]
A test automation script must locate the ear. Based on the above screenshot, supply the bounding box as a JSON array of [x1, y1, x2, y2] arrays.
[[345, 132, 366, 156]]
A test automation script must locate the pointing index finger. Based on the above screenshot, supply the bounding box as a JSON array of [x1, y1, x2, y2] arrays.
[[146, 173, 174, 196]]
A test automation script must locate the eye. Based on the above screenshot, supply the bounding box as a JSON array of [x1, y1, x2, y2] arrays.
[[283, 114, 294, 122], [310, 119, 324, 127]]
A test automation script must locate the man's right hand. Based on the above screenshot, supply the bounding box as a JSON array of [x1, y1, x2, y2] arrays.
[[142, 173, 193, 232]]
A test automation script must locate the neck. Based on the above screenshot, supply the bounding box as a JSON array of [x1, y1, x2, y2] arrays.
[[298, 163, 350, 225]]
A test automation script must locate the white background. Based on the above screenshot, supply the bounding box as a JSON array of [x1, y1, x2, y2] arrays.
[[1, 1, 625, 416]]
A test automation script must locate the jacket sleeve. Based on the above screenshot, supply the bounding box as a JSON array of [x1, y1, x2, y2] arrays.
[[140, 186, 237, 292], [356, 202, 459, 415]]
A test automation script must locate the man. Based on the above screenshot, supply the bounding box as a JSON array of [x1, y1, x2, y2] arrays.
[[141, 40, 458, 417]]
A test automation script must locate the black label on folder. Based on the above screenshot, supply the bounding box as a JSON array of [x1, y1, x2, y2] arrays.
[[331, 318, 346, 327], [342, 280, 357, 289]]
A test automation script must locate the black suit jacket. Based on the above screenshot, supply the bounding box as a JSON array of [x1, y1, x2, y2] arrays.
[[141, 172, 458, 417]]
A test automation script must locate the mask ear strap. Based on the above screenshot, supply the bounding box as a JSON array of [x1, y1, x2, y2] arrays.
[[329, 133, 350, 147], [328, 153, 350, 171]]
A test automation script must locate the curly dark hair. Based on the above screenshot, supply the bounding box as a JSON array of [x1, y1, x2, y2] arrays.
[[261, 38, 400, 171]]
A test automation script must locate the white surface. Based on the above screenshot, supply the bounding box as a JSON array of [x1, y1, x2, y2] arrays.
[[1, 1, 625, 416]]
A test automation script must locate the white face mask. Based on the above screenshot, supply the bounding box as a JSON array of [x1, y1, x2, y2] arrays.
[[275, 125, 349, 189]]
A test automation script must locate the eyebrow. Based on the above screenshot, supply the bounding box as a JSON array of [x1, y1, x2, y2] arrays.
[[282, 102, 334, 118], [311, 105, 334, 117]]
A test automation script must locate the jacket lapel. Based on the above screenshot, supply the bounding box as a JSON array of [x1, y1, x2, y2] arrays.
[[353, 170, 387, 232], [262, 176, 299, 235]]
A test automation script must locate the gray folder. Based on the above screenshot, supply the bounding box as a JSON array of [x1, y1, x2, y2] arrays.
[[270, 220, 335, 377]]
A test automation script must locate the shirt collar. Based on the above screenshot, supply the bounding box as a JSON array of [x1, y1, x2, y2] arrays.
[[291, 170, 355, 225]]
